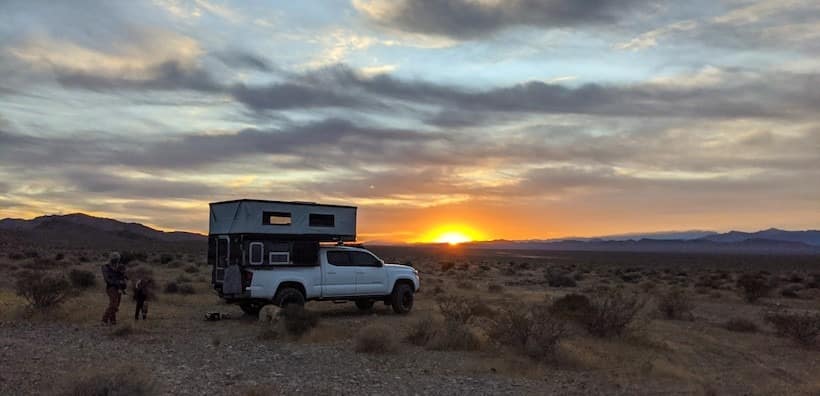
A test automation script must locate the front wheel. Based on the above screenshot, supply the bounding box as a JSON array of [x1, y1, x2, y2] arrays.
[[390, 284, 414, 314]]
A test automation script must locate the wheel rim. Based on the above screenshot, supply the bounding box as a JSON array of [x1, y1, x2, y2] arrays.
[[401, 292, 413, 309]]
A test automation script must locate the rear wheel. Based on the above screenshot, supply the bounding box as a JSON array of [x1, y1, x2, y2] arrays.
[[239, 303, 262, 316], [355, 299, 375, 311], [391, 284, 414, 314], [274, 287, 306, 308]]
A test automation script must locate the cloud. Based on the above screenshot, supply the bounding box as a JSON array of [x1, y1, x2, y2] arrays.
[[353, 0, 651, 39], [615, 20, 697, 51]]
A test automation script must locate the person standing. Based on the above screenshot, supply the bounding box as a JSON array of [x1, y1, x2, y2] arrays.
[[101, 252, 128, 325]]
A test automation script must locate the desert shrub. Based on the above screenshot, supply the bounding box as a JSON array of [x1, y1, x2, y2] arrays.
[[281, 305, 319, 337], [405, 316, 437, 346], [355, 324, 398, 354], [737, 274, 773, 303], [164, 282, 179, 294], [119, 251, 147, 265], [68, 269, 97, 289], [550, 293, 592, 321], [426, 320, 482, 351], [456, 280, 474, 289], [490, 305, 567, 361], [54, 252, 65, 261], [545, 270, 577, 288], [439, 261, 455, 272], [656, 288, 694, 320], [24, 250, 39, 258], [432, 285, 444, 295], [437, 297, 494, 324], [725, 318, 758, 333], [159, 253, 174, 265], [184, 265, 199, 274], [8, 252, 25, 260], [128, 266, 155, 283], [582, 289, 646, 338], [59, 366, 156, 396], [177, 284, 195, 294], [166, 260, 183, 269], [26, 257, 58, 270], [487, 283, 503, 293], [15, 271, 73, 309], [780, 284, 801, 298], [78, 255, 90, 263], [763, 310, 820, 347], [175, 275, 192, 283]]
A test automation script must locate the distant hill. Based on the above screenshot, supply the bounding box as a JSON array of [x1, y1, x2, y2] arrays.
[[0, 213, 204, 248], [466, 228, 820, 254]]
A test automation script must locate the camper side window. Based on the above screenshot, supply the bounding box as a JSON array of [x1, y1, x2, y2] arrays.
[[263, 211, 291, 225], [249, 242, 264, 265]]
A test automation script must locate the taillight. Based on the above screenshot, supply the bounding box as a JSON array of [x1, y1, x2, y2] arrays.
[[241, 270, 253, 288]]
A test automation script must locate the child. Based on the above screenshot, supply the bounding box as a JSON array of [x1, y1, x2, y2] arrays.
[[133, 279, 151, 320]]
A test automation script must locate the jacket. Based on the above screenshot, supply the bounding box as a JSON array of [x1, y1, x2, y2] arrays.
[[101, 264, 127, 290]]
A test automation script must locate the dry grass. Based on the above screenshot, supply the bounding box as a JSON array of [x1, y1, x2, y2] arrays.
[[354, 324, 398, 354]]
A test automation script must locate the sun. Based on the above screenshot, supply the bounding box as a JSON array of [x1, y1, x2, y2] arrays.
[[434, 231, 472, 245]]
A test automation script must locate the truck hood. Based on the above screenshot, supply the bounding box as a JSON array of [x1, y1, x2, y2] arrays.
[[384, 263, 416, 273]]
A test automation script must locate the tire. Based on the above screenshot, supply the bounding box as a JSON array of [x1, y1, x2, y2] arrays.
[[355, 299, 375, 311], [274, 287, 306, 308], [390, 283, 414, 314], [239, 303, 262, 316]]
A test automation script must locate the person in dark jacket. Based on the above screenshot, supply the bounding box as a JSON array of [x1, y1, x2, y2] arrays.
[[133, 279, 151, 320], [101, 252, 128, 325]]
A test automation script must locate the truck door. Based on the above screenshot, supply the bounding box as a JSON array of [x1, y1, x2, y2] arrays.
[[350, 251, 388, 296], [322, 250, 357, 297]]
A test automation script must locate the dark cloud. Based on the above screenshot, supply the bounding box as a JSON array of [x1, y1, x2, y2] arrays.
[[213, 51, 273, 72], [356, 0, 651, 39], [56, 61, 223, 92], [64, 170, 217, 200], [229, 83, 374, 110]]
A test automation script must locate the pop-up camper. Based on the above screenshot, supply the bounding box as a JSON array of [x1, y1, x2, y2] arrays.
[[208, 199, 357, 294]]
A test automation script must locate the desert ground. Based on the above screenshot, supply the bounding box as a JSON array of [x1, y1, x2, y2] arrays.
[[1, 245, 819, 395]]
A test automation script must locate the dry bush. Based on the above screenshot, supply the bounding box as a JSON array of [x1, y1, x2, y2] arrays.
[[58, 365, 156, 396], [68, 269, 97, 289], [725, 318, 758, 333], [15, 271, 73, 309], [487, 283, 504, 293], [405, 316, 437, 346], [736, 274, 772, 303], [426, 320, 482, 351], [763, 309, 820, 347], [355, 324, 398, 354], [582, 289, 646, 338], [437, 297, 494, 324], [656, 288, 695, 320], [163, 282, 179, 294], [439, 261, 455, 272], [177, 284, 196, 294], [456, 280, 474, 290], [545, 270, 577, 288], [184, 265, 199, 273], [490, 305, 567, 361], [549, 293, 592, 321], [281, 305, 319, 337], [780, 284, 801, 298]]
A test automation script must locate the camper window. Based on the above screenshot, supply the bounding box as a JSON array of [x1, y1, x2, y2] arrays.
[[263, 211, 291, 226], [309, 213, 335, 227], [249, 242, 264, 265], [269, 252, 289, 265]]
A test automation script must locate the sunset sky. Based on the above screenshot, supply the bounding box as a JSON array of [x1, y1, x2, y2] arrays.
[[1, 0, 819, 242]]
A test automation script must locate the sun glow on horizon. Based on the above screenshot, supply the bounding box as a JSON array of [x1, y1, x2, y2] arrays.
[[417, 224, 485, 245]]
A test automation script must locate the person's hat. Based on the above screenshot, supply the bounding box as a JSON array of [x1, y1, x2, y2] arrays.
[[110, 251, 121, 263]]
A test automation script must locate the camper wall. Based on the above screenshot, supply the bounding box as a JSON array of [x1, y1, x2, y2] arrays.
[[209, 200, 356, 240]]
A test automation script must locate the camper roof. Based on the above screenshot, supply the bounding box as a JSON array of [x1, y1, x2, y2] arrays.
[[208, 199, 357, 241]]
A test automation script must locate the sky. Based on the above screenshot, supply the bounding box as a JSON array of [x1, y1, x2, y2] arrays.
[[0, 0, 819, 242]]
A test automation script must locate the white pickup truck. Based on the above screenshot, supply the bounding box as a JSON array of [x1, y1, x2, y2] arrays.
[[221, 245, 420, 315]]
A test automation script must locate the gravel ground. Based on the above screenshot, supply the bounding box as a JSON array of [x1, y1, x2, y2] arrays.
[[0, 317, 653, 396]]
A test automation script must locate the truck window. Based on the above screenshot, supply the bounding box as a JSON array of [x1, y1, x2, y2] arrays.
[[350, 251, 381, 267], [326, 250, 351, 266]]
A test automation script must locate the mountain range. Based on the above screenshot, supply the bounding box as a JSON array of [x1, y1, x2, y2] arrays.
[[0, 213, 204, 248], [1, 213, 818, 254]]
